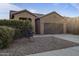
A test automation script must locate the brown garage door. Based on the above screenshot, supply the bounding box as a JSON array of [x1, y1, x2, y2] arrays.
[[44, 23, 64, 34]]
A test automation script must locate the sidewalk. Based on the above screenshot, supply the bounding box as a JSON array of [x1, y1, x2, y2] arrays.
[[29, 46, 79, 56]]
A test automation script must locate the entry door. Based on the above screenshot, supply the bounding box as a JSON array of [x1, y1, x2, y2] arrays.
[[35, 18, 40, 34]]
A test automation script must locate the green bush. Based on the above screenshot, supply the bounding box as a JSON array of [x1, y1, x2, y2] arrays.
[[0, 20, 33, 39], [0, 20, 33, 49], [0, 20, 32, 29], [0, 26, 15, 49], [14, 29, 23, 39]]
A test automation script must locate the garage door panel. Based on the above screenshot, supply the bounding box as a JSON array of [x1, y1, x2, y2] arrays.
[[44, 23, 64, 34]]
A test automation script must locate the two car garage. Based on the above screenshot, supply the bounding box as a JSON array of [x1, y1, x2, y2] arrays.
[[44, 23, 64, 34], [40, 12, 66, 34]]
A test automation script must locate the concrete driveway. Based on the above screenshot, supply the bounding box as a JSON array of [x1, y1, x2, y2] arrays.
[[52, 34, 79, 43], [29, 34, 79, 56]]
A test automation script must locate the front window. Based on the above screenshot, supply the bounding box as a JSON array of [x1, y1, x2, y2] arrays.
[[19, 17, 27, 20], [19, 17, 32, 22], [28, 18, 32, 22]]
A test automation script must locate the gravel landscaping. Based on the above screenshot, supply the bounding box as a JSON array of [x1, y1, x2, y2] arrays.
[[0, 36, 79, 56]]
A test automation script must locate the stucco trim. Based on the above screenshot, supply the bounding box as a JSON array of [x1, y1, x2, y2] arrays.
[[12, 9, 37, 17], [40, 11, 65, 19]]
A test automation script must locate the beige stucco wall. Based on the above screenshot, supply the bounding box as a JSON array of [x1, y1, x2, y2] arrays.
[[13, 11, 36, 33], [40, 13, 67, 34]]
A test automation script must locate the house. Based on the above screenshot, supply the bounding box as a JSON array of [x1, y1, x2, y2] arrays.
[[10, 9, 67, 34]]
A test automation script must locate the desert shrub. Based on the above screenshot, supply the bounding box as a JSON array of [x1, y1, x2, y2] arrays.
[[0, 20, 33, 39], [14, 29, 23, 39], [0, 26, 15, 49], [0, 20, 31, 29]]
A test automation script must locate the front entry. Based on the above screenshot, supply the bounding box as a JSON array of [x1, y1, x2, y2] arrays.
[[35, 18, 40, 34]]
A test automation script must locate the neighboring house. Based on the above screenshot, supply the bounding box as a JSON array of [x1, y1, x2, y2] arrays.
[[10, 9, 67, 34]]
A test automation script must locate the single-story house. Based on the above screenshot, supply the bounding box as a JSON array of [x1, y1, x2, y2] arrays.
[[10, 9, 67, 34]]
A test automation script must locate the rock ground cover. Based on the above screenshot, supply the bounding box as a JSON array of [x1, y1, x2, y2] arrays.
[[0, 36, 78, 56]]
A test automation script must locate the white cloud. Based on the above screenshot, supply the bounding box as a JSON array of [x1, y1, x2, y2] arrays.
[[27, 9, 38, 13], [27, 8, 46, 14], [27, 8, 43, 14], [0, 3, 22, 19], [70, 4, 79, 11]]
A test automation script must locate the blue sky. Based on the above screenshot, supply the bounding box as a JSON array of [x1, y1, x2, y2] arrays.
[[0, 3, 79, 19]]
